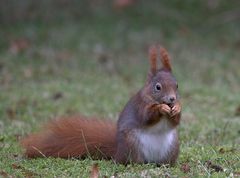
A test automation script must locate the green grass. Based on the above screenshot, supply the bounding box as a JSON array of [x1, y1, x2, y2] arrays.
[[0, 1, 240, 177]]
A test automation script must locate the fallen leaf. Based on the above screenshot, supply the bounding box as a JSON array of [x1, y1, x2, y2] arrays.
[[6, 107, 16, 120], [205, 160, 223, 172], [113, 0, 136, 9], [12, 163, 22, 169], [52, 92, 64, 100], [22, 169, 38, 178], [219, 147, 236, 154], [90, 163, 99, 178], [0, 171, 8, 177], [9, 38, 30, 55], [93, 45, 116, 74], [235, 106, 240, 116], [180, 163, 191, 173], [219, 148, 225, 154], [13, 154, 19, 158], [12, 163, 38, 177], [23, 68, 33, 78], [65, 108, 77, 115]]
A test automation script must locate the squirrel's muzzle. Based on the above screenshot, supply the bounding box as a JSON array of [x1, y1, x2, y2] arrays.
[[162, 95, 176, 107]]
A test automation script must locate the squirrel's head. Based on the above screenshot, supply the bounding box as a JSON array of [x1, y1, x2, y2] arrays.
[[142, 45, 179, 107]]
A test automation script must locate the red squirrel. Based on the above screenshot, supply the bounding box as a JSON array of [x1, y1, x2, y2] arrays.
[[21, 45, 181, 165]]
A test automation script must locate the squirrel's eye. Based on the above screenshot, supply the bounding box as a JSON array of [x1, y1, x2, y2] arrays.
[[155, 83, 162, 91]]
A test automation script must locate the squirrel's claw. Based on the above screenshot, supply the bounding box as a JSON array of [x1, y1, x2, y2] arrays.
[[170, 103, 181, 117], [158, 104, 171, 116]]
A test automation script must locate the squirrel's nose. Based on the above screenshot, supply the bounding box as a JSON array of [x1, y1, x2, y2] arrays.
[[168, 96, 176, 104]]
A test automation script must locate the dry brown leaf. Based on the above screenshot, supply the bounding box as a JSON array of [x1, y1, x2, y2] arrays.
[[23, 68, 33, 78], [12, 163, 22, 169], [52, 92, 64, 101], [0, 171, 8, 177], [9, 38, 30, 54], [235, 106, 240, 116], [180, 163, 191, 173], [12, 163, 38, 177], [113, 0, 136, 9], [6, 107, 16, 120], [205, 160, 223, 172], [219, 147, 236, 154]]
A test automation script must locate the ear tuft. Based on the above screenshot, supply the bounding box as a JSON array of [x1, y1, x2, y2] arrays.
[[159, 46, 172, 72], [149, 45, 157, 75]]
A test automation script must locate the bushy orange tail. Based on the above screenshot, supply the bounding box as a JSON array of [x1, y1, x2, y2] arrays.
[[21, 116, 117, 159]]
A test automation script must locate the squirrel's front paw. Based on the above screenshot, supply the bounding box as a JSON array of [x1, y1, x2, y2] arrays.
[[158, 104, 171, 116], [170, 102, 181, 117]]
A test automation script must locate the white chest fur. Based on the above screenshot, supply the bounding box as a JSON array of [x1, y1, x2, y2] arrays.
[[136, 118, 176, 163]]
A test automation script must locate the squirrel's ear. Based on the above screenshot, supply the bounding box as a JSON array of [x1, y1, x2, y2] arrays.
[[149, 45, 157, 75], [159, 46, 172, 72]]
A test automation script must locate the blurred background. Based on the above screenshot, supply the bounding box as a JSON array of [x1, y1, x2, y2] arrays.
[[1, 0, 240, 83]]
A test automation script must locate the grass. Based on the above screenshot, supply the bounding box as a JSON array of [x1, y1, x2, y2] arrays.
[[0, 1, 240, 177]]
